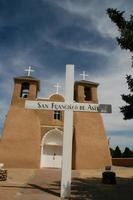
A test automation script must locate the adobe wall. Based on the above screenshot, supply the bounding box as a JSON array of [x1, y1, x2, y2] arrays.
[[0, 106, 41, 168], [36, 94, 64, 139], [74, 112, 112, 169], [112, 158, 133, 167], [0, 90, 112, 169]]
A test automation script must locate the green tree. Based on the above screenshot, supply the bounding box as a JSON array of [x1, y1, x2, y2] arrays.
[[122, 147, 133, 158], [109, 147, 114, 157], [107, 8, 133, 120], [113, 146, 122, 158]]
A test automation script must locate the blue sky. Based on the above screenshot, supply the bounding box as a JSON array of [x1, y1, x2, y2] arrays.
[[0, 0, 133, 151]]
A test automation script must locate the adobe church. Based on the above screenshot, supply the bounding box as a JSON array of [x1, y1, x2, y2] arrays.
[[0, 67, 111, 169]]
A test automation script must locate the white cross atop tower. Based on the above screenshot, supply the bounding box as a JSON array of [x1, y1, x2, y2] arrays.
[[25, 66, 35, 76], [54, 83, 61, 94], [80, 71, 88, 80]]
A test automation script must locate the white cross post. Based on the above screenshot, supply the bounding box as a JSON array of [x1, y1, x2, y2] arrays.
[[80, 71, 88, 80], [54, 83, 61, 94], [24, 66, 35, 76], [61, 64, 74, 198]]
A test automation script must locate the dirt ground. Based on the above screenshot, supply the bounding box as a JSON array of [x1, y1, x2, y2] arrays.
[[0, 166, 133, 200]]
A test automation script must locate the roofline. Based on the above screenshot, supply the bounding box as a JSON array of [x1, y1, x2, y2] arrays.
[[13, 76, 40, 91], [74, 80, 99, 86]]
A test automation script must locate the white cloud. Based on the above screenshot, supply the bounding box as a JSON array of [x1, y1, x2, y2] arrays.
[[110, 135, 133, 150], [42, 35, 111, 56], [60, 43, 111, 56], [42, 0, 129, 39], [90, 49, 133, 132]]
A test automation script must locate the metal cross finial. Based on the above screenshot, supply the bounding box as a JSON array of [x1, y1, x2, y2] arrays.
[[24, 66, 35, 76], [54, 83, 61, 94], [80, 71, 88, 80]]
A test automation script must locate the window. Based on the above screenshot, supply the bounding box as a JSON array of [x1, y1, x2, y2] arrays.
[[54, 111, 61, 120], [84, 87, 92, 101], [20, 82, 30, 98]]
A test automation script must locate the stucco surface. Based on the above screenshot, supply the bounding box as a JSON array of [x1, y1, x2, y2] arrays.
[[0, 77, 111, 169], [0, 106, 41, 168]]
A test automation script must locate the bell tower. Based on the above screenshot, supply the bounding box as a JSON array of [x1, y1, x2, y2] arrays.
[[0, 73, 41, 168], [74, 80, 99, 103], [74, 80, 112, 169], [11, 76, 40, 106]]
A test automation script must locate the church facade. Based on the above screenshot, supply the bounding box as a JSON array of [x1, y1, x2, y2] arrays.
[[0, 74, 112, 169]]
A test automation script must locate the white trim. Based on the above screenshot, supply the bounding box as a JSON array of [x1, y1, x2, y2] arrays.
[[40, 128, 63, 168], [41, 128, 63, 147]]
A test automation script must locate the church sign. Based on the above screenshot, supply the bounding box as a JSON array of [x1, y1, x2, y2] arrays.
[[25, 100, 112, 113]]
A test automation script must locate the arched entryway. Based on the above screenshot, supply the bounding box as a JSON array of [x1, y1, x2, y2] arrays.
[[40, 128, 63, 168]]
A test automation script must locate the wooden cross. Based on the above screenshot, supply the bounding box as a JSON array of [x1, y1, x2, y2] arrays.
[[80, 71, 88, 80], [24, 66, 35, 76], [54, 83, 61, 94], [25, 65, 111, 198]]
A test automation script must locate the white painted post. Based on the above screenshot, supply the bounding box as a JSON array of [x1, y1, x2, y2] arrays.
[[61, 64, 74, 198]]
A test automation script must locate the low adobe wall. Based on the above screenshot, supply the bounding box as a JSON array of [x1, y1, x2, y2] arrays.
[[112, 158, 133, 167]]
